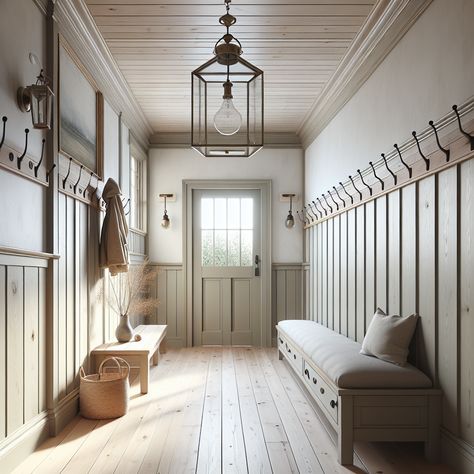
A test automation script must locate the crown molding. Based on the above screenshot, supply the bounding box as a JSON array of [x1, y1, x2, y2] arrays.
[[297, 0, 432, 149], [53, 0, 153, 151]]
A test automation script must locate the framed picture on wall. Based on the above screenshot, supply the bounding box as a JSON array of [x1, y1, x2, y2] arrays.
[[58, 36, 104, 178]]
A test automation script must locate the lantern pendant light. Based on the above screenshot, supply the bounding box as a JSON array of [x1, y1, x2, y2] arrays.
[[191, 0, 264, 158]]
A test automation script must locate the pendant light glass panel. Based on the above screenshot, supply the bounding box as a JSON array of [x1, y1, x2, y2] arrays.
[[192, 56, 263, 158]]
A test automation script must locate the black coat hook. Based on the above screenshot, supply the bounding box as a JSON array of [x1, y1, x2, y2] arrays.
[[327, 190, 339, 211], [429, 120, 450, 162], [122, 197, 130, 210], [0, 116, 7, 149], [369, 161, 384, 191], [312, 201, 323, 219], [17, 128, 29, 170], [394, 144, 412, 178], [73, 165, 84, 194], [34, 138, 46, 178], [339, 181, 353, 205], [412, 131, 430, 171], [83, 172, 94, 197], [357, 169, 372, 196], [303, 205, 314, 223], [332, 186, 346, 208], [348, 175, 362, 201], [381, 153, 397, 185], [46, 163, 56, 183], [453, 104, 474, 150], [322, 193, 333, 213], [63, 157, 72, 189], [308, 202, 318, 221], [316, 197, 327, 216]]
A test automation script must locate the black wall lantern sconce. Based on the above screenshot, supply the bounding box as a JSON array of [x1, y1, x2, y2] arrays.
[[17, 69, 54, 130], [159, 193, 174, 229], [281, 193, 296, 229]]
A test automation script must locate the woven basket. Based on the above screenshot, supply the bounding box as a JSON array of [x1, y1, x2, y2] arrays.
[[80, 357, 130, 420]]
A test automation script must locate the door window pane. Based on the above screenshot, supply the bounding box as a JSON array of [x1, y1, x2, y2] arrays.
[[201, 196, 254, 267]]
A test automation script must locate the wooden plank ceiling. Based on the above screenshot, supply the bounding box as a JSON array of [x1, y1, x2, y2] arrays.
[[86, 0, 377, 135]]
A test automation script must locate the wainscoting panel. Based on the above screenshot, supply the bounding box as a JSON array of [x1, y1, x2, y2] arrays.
[[0, 253, 49, 441], [306, 155, 474, 465]]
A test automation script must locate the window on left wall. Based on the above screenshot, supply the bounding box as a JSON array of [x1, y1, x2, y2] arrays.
[[130, 155, 146, 232]]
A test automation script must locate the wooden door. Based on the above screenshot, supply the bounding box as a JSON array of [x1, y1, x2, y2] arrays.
[[193, 189, 261, 345]]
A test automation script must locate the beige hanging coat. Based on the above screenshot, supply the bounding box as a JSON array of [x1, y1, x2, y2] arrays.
[[99, 178, 129, 275]]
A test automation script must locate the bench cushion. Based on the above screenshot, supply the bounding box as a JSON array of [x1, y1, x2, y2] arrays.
[[278, 320, 432, 389]]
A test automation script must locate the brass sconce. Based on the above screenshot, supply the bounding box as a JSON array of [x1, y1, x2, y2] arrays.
[[17, 69, 54, 130], [159, 193, 174, 229]]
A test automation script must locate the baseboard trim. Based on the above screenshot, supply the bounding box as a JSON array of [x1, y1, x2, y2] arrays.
[[441, 428, 474, 474], [49, 389, 80, 436]]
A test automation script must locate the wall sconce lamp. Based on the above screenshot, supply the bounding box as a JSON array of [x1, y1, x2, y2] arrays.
[[281, 193, 296, 229], [17, 69, 54, 130], [159, 193, 174, 229]]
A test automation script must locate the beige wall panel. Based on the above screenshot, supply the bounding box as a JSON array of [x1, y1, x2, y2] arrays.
[[417, 176, 436, 382], [401, 184, 417, 316], [437, 167, 458, 435], [276, 270, 286, 325], [38, 268, 47, 413], [375, 196, 387, 311], [166, 270, 178, 337], [79, 204, 89, 372], [6, 266, 24, 435], [66, 197, 76, 394], [340, 212, 348, 336], [388, 190, 400, 315], [0, 266, 5, 439], [347, 209, 356, 340], [286, 270, 297, 319], [460, 159, 474, 445], [58, 193, 67, 398], [333, 216, 341, 333], [365, 201, 375, 328], [356, 206, 365, 342], [23, 267, 39, 423], [327, 219, 334, 329]]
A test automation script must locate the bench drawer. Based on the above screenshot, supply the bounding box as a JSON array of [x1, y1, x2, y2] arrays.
[[278, 334, 303, 375], [303, 361, 338, 424]]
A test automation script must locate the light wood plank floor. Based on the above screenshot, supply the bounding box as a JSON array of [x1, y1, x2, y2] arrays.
[[13, 347, 453, 474]]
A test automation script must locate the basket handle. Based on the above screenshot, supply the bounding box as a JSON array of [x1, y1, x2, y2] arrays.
[[99, 357, 130, 379]]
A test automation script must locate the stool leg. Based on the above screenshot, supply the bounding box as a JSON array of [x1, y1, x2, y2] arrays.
[[140, 355, 149, 394]]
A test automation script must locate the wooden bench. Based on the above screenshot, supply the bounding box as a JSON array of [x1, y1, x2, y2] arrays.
[[91, 324, 167, 394]]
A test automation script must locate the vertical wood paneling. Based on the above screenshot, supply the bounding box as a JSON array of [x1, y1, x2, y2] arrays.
[[286, 270, 296, 319], [327, 219, 334, 329], [167, 270, 178, 337], [66, 197, 75, 393], [340, 212, 348, 336], [460, 159, 474, 445], [38, 268, 46, 413], [309, 227, 314, 322], [317, 224, 323, 324], [276, 270, 286, 324], [79, 204, 89, 374], [333, 216, 340, 333], [401, 184, 417, 316], [438, 167, 458, 435], [6, 266, 24, 435], [375, 196, 387, 311], [365, 201, 375, 328], [24, 267, 39, 423], [0, 266, 5, 440], [347, 209, 356, 340], [388, 190, 401, 315], [417, 176, 437, 383], [356, 206, 365, 342], [58, 194, 67, 399]]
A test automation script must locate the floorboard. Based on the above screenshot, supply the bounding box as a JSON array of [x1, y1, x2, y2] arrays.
[[13, 347, 454, 474]]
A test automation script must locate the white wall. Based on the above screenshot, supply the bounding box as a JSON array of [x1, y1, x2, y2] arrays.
[[0, 0, 47, 252], [305, 0, 474, 197], [148, 147, 304, 264]]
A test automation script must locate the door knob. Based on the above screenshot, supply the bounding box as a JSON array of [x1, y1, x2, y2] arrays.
[[254, 254, 260, 276]]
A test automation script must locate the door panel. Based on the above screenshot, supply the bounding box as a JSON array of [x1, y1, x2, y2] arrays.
[[193, 189, 261, 346]]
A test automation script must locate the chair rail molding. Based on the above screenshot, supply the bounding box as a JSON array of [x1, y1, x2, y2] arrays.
[[52, 0, 153, 150], [297, 0, 432, 148]]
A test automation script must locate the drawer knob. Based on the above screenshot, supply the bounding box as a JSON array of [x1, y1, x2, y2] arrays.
[[287, 348, 291, 353], [320, 387, 325, 395], [330, 400, 338, 409], [304, 368, 309, 377], [293, 354, 296, 360], [312, 377, 317, 384], [279, 338, 283, 344]]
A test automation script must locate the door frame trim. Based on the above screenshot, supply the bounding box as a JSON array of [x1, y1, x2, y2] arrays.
[[182, 179, 272, 347]]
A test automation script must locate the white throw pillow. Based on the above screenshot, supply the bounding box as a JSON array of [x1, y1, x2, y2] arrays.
[[360, 308, 418, 366]]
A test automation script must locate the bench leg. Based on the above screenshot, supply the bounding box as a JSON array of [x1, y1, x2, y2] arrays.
[[425, 394, 441, 462], [278, 349, 283, 360], [140, 355, 150, 394], [160, 339, 167, 354], [338, 395, 354, 465], [152, 348, 159, 366]]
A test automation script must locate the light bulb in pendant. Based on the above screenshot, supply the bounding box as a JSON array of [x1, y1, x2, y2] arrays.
[[213, 80, 242, 136]]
